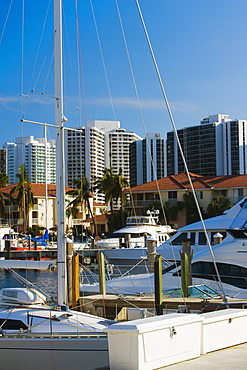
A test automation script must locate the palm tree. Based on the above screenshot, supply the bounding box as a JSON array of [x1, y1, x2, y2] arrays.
[[96, 168, 116, 216], [96, 168, 129, 231], [0, 173, 9, 187], [113, 168, 129, 227], [66, 176, 97, 236], [10, 164, 34, 233]]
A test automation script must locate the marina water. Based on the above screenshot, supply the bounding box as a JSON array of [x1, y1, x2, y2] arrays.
[[0, 269, 57, 299]]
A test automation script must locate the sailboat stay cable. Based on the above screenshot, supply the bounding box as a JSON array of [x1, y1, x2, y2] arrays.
[[115, 0, 168, 225], [31, 37, 55, 93], [74, 0, 88, 127], [74, 0, 91, 204], [28, 0, 52, 93], [42, 50, 54, 94], [135, 0, 228, 305], [0, 0, 13, 43], [90, 0, 117, 121]]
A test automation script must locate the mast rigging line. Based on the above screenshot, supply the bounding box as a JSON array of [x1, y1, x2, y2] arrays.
[[0, 0, 13, 43], [74, 0, 88, 127], [90, 0, 117, 121], [115, 0, 168, 225], [135, 0, 228, 305], [29, 0, 52, 93]]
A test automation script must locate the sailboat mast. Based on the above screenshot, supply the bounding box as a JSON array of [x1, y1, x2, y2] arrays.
[[44, 123, 48, 233], [54, 0, 67, 306]]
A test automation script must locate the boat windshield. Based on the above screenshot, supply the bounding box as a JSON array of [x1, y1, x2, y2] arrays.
[[126, 216, 158, 226], [162, 284, 221, 298], [228, 201, 247, 238]]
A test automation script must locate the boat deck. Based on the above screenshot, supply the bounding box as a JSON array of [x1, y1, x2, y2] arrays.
[[78, 294, 247, 320]]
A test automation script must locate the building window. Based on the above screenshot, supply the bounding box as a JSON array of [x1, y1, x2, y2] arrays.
[[168, 191, 177, 199]]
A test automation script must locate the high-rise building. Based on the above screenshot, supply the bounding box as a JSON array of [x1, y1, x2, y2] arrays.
[[65, 128, 86, 188], [167, 114, 247, 176], [65, 125, 105, 203], [106, 130, 142, 183], [65, 120, 142, 203], [129, 133, 166, 187], [3, 136, 56, 184]]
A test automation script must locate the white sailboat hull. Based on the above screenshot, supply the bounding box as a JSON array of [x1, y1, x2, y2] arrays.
[[0, 336, 109, 370]]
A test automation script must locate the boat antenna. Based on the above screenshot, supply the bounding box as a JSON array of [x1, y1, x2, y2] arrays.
[[135, 0, 229, 305]]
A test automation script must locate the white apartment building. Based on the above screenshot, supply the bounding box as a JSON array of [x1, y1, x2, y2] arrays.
[[3, 136, 56, 184], [65, 125, 105, 203], [65, 120, 142, 204], [129, 133, 166, 187], [88, 120, 142, 185]]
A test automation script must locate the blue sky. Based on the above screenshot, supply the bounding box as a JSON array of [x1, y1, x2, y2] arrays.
[[1, 0, 247, 145]]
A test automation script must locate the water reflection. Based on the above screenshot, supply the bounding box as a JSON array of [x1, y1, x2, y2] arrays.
[[0, 270, 57, 299]]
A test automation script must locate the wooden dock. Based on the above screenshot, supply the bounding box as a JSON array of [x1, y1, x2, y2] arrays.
[[0, 250, 57, 260], [78, 294, 247, 320], [0, 249, 98, 261]]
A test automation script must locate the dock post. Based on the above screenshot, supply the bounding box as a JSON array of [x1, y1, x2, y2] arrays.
[[124, 233, 131, 248], [154, 254, 163, 315], [72, 253, 80, 308], [213, 232, 223, 245], [98, 252, 106, 295], [147, 236, 157, 273], [34, 240, 38, 260], [67, 242, 73, 307], [180, 252, 189, 297], [181, 239, 193, 297], [28, 235, 31, 250], [5, 240, 11, 260]]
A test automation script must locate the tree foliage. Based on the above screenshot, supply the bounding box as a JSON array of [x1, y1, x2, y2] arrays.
[[206, 195, 231, 218], [10, 164, 34, 232], [66, 176, 97, 236], [96, 168, 129, 232], [0, 173, 9, 187], [182, 192, 203, 224]]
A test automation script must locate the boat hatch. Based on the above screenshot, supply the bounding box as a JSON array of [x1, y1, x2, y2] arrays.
[[0, 288, 46, 305]]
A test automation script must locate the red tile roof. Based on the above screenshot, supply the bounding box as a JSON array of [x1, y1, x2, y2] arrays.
[[0, 183, 74, 197], [82, 212, 110, 223], [125, 172, 247, 192]]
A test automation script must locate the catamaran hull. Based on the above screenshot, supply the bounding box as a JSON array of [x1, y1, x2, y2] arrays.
[[0, 336, 109, 370]]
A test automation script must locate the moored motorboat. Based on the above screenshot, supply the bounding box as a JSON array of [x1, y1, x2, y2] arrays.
[[80, 199, 247, 299], [101, 197, 247, 274]]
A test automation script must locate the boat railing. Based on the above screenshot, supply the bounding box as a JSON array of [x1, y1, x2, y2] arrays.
[[0, 332, 107, 339]]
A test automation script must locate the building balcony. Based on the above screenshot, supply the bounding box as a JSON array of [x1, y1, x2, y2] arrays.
[[125, 199, 160, 208]]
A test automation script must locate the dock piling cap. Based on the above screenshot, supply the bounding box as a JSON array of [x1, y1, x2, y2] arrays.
[[213, 232, 223, 238]]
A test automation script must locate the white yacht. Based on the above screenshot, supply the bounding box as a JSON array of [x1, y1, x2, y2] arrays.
[[96, 210, 175, 250], [101, 197, 247, 274], [80, 198, 247, 299]]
